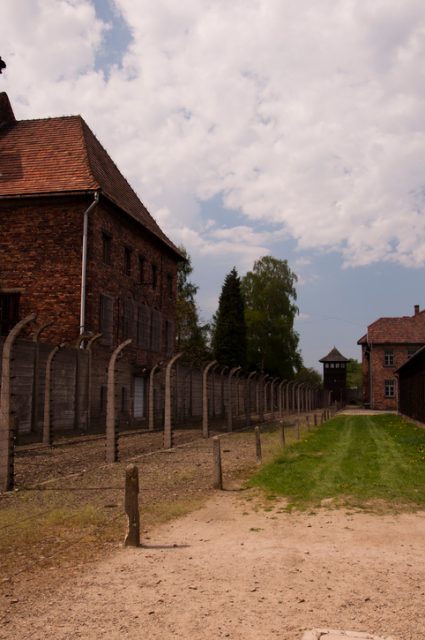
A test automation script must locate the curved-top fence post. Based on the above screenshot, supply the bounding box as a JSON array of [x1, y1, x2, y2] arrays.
[[0, 313, 37, 491], [202, 360, 217, 438], [106, 339, 132, 463], [271, 377, 279, 419], [163, 352, 183, 449], [227, 366, 241, 432], [86, 333, 102, 432], [246, 371, 257, 427], [278, 380, 287, 418], [31, 321, 54, 434], [148, 363, 161, 431], [43, 343, 64, 446]]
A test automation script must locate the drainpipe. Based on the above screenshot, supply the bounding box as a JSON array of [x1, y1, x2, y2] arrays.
[[80, 192, 100, 335]]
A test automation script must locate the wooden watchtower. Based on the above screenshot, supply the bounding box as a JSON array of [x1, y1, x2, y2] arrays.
[[319, 347, 348, 404]]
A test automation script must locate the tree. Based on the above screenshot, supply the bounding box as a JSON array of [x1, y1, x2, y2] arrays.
[[346, 358, 362, 388], [212, 267, 247, 368], [241, 256, 302, 378], [175, 248, 210, 363], [295, 366, 322, 386]]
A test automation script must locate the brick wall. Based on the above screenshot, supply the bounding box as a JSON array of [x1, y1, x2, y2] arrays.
[[0, 196, 84, 341], [370, 344, 425, 410]]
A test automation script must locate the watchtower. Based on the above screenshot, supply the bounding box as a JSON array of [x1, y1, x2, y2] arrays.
[[319, 347, 348, 404]]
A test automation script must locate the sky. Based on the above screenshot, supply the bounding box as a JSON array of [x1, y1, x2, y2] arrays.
[[2, 0, 425, 372]]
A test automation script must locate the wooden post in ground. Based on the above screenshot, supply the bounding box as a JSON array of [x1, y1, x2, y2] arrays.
[[212, 436, 223, 490], [0, 313, 36, 492], [124, 464, 140, 547], [314, 413, 318, 427], [279, 422, 286, 447], [255, 426, 262, 463], [296, 419, 300, 440], [106, 339, 132, 463], [306, 415, 310, 432]]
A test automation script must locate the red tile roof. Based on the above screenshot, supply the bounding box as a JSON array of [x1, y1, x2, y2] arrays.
[[357, 310, 425, 345], [0, 94, 182, 258]]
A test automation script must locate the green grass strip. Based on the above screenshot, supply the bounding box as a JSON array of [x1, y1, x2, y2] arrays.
[[248, 414, 425, 510]]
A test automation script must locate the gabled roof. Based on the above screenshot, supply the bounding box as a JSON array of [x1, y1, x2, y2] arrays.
[[357, 309, 425, 346], [319, 346, 348, 363], [0, 93, 182, 258]]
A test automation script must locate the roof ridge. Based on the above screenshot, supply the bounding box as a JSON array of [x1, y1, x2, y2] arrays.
[[79, 118, 101, 190]]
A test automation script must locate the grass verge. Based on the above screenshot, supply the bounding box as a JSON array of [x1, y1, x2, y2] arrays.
[[248, 414, 425, 510]]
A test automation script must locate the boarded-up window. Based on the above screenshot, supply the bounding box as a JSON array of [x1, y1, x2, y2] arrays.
[[121, 299, 135, 341], [99, 294, 113, 345], [137, 305, 151, 349], [164, 319, 174, 356], [0, 292, 20, 336], [151, 309, 162, 352]]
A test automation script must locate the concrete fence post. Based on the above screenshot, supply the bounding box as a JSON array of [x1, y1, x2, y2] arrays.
[[246, 371, 256, 427], [212, 436, 223, 489], [271, 377, 278, 420], [0, 313, 36, 491], [106, 339, 132, 463], [227, 366, 241, 432], [278, 380, 286, 418], [148, 363, 160, 431], [43, 343, 64, 446], [31, 321, 53, 434], [163, 352, 183, 449], [86, 333, 102, 432], [202, 360, 217, 438], [124, 464, 140, 547]]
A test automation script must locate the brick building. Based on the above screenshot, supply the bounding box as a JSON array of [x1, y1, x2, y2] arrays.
[[0, 92, 183, 424], [357, 305, 425, 410], [319, 346, 348, 404]]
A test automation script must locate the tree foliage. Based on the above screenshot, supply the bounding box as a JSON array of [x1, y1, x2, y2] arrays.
[[241, 256, 302, 378], [346, 358, 362, 388], [175, 248, 210, 363], [212, 267, 247, 368], [295, 366, 322, 386]]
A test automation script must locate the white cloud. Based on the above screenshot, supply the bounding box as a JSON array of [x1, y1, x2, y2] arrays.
[[2, 0, 425, 268]]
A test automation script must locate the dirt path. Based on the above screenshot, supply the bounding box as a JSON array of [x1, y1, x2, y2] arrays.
[[2, 490, 425, 640]]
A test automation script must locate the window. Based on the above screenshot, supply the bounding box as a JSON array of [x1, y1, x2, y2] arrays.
[[164, 319, 174, 356], [384, 350, 394, 367], [151, 309, 162, 351], [167, 274, 173, 298], [124, 247, 132, 275], [100, 385, 107, 414], [151, 263, 158, 289], [102, 232, 112, 265], [384, 379, 395, 398], [121, 386, 129, 414], [0, 292, 20, 336], [99, 294, 113, 345], [137, 305, 151, 349], [335, 363, 340, 368], [121, 299, 135, 340], [139, 256, 145, 284]]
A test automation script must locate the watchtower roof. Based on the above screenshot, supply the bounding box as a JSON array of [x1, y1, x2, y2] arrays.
[[319, 346, 349, 363]]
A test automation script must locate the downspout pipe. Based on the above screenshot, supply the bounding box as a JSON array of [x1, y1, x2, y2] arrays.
[[80, 191, 100, 335]]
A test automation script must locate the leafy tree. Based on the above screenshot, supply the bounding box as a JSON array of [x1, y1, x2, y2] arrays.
[[175, 248, 210, 363], [295, 366, 322, 386], [241, 256, 302, 378], [346, 358, 362, 388], [212, 267, 247, 368]]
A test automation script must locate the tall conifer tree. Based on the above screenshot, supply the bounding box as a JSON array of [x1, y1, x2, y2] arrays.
[[212, 267, 247, 367]]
